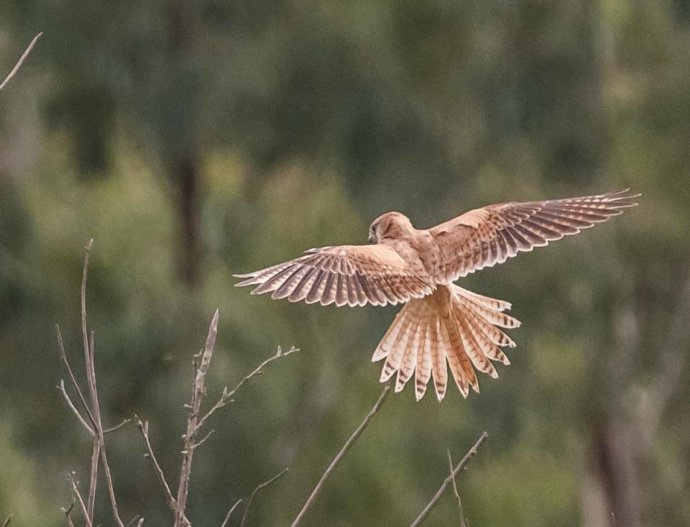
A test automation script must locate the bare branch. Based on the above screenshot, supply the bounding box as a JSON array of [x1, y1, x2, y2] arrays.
[[79, 242, 100, 521], [446, 451, 467, 527], [291, 384, 391, 527], [195, 345, 298, 434], [69, 472, 93, 527], [57, 380, 94, 435], [57, 241, 125, 526], [61, 501, 76, 527], [410, 432, 488, 527], [240, 468, 289, 527], [0, 32, 42, 91], [55, 325, 97, 429], [81, 240, 93, 371], [174, 309, 220, 527], [220, 500, 243, 527], [105, 418, 132, 435], [87, 441, 100, 521], [125, 514, 145, 527], [2, 515, 12, 527], [135, 417, 179, 515], [191, 429, 215, 451], [83, 243, 125, 527]]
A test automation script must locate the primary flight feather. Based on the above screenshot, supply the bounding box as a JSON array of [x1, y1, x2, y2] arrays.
[[235, 189, 639, 401]]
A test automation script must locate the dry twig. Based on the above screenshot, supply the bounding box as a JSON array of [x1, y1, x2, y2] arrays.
[[410, 432, 488, 527], [81, 249, 101, 521], [60, 502, 76, 527], [447, 451, 467, 527], [135, 307, 295, 526], [56, 326, 96, 428], [0, 32, 42, 91], [105, 418, 132, 435], [134, 416, 188, 524], [195, 345, 298, 435], [2, 515, 13, 527], [57, 379, 94, 435], [291, 384, 391, 527], [220, 499, 243, 527], [55, 243, 310, 526], [125, 515, 143, 527], [56, 241, 125, 527], [240, 468, 289, 527], [69, 472, 93, 527], [174, 309, 220, 527]]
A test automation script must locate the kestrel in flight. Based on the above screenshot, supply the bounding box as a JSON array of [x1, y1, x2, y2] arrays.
[[235, 190, 638, 401]]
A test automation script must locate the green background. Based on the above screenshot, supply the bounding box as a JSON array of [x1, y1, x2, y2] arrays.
[[1, 1, 689, 525]]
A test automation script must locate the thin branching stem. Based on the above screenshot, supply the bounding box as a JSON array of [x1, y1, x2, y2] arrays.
[[55, 325, 97, 430], [220, 500, 243, 527], [174, 309, 220, 527], [125, 515, 143, 527], [105, 418, 132, 435], [61, 501, 76, 527], [410, 432, 488, 527], [291, 384, 391, 527], [69, 472, 93, 527], [87, 440, 100, 521], [135, 417, 182, 519], [0, 32, 42, 91], [56, 241, 125, 526], [80, 242, 100, 521], [57, 380, 94, 435], [195, 345, 299, 435], [447, 451, 467, 527], [240, 468, 289, 527]]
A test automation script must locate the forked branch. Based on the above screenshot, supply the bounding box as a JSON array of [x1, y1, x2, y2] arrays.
[[135, 417, 181, 518], [447, 450, 468, 527], [410, 431, 488, 527], [135, 308, 296, 526], [195, 345, 298, 434], [56, 241, 125, 527], [240, 468, 289, 527]]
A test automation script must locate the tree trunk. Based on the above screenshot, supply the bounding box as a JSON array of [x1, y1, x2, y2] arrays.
[[166, 0, 202, 288], [583, 418, 642, 527], [172, 155, 202, 288]]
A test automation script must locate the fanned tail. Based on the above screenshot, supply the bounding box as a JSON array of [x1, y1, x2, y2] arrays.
[[372, 284, 520, 401]]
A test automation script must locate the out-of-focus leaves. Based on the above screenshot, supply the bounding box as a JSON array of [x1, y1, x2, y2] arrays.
[[0, 1, 689, 526]]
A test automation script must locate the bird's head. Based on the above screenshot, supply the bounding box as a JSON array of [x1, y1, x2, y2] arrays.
[[368, 212, 414, 244]]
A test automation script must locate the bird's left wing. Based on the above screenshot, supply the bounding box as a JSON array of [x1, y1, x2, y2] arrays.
[[428, 189, 639, 282], [234, 244, 434, 307]]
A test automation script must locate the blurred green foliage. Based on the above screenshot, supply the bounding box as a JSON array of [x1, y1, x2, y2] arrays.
[[1, 1, 689, 526]]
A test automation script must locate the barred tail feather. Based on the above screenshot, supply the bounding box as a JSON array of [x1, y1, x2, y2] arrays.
[[372, 285, 520, 401]]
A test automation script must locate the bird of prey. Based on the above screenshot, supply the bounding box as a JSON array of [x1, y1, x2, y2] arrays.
[[235, 190, 638, 401]]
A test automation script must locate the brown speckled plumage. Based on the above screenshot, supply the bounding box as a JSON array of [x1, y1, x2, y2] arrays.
[[235, 190, 638, 400]]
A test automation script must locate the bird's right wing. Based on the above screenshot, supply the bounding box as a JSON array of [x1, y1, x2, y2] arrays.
[[234, 244, 434, 307]]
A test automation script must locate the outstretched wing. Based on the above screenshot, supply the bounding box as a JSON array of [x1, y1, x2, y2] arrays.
[[428, 189, 639, 282], [234, 245, 434, 307]]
